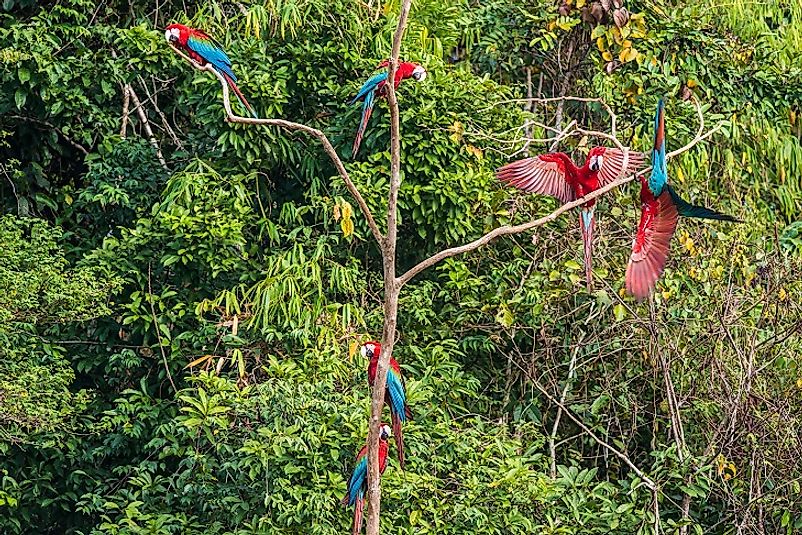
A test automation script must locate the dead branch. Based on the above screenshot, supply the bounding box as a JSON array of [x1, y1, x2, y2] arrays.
[[127, 85, 168, 169], [120, 85, 131, 138], [168, 44, 384, 247]]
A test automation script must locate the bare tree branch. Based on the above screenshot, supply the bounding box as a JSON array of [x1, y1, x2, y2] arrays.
[[168, 44, 385, 247], [127, 85, 168, 169]]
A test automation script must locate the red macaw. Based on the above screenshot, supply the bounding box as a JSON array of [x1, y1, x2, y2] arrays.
[[497, 147, 646, 290], [164, 23, 258, 119], [362, 341, 412, 470], [349, 60, 427, 158], [625, 99, 739, 300], [341, 423, 391, 535]]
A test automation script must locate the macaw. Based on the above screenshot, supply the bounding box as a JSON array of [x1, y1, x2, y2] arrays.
[[349, 60, 427, 158], [362, 340, 412, 470], [341, 423, 391, 535], [164, 23, 258, 119], [625, 99, 739, 300], [497, 147, 647, 290]]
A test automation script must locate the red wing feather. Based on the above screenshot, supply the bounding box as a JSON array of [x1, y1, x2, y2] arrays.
[[598, 148, 647, 187], [352, 496, 364, 535], [496, 153, 576, 203], [625, 189, 679, 300], [390, 410, 405, 470]]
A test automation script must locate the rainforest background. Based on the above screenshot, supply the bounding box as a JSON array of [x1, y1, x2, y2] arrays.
[[2, 0, 802, 533]]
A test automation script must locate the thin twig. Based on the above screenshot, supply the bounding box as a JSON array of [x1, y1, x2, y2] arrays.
[[148, 263, 176, 392]]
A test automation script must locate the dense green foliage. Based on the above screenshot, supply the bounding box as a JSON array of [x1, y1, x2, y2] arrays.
[[1, 0, 801, 533]]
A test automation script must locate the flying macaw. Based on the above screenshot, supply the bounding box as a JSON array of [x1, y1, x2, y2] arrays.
[[341, 423, 391, 535], [164, 23, 258, 119], [497, 146, 647, 290], [625, 99, 739, 300], [362, 340, 412, 470], [349, 60, 427, 158]]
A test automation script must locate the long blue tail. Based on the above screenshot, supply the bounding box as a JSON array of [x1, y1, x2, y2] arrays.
[[352, 90, 376, 158], [666, 185, 740, 222], [648, 98, 667, 195]]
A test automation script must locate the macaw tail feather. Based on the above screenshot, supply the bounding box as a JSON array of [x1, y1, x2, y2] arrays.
[[352, 91, 376, 159], [391, 410, 406, 470], [222, 72, 258, 119], [352, 495, 364, 535], [579, 207, 595, 292], [666, 185, 740, 222]]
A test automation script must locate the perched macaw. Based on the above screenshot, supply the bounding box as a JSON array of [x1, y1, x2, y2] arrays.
[[164, 23, 258, 119], [349, 60, 427, 158], [362, 340, 412, 470], [625, 99, 739, 300], [341, 424, 391, 535], [497, 147, 646, 290]]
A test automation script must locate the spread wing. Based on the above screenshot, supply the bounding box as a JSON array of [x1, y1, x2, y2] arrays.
[[186, 30, 235, 81], [597, 148, 648, 186], [496, 153, 577, 203], [625, 189, 679, 300]]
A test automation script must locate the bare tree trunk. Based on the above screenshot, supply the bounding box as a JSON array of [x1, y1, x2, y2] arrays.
[[364, 2, 413, 534]]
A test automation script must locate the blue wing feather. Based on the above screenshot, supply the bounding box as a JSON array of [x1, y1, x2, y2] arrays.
[[648, 98, 667, 196], [350, 71, 388, 105], [346, 455, 368, 505], [187, 35, 236, 81], [386, 369, 408, 423]]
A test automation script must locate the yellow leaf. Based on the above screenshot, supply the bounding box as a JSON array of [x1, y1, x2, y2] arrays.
[[779, 287, 787, 301], [596, 37, 606, 52], [348, 341, 359, 360], [602, 51, 613, 61], [466, 145, 483, 159], [687, 79, 698, 88], [185, 354, 213, 369], [576, 0, 586, 7], [333, 203, 341, 221], [613, 303, 626, 321]]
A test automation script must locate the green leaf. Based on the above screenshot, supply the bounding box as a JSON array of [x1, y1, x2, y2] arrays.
[[14, 88, 26, 109]]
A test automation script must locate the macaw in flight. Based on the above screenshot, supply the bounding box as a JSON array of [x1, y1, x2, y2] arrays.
[[164, 23, 258, 119], [625, 99, 739, 300], [362, 341, 412, 470], [341, 423, 391, 535], [497, 146, 646, 291], [349, 60, 427, 158]]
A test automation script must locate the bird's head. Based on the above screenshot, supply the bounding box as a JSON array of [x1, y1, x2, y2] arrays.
[[379, 424, 392, 441], [411, 64, 427, 82], [164, 24, 182, 44], [360, 341, 381, 360], [588, 147, 605, 172]]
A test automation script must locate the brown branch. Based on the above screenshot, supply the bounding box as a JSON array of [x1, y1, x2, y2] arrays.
[[120, 85, 131, 138], [9, 115, 90, 155], [168, 44, 384, 247], [127, 85, 168, 169], [365, 2, 413, 533]]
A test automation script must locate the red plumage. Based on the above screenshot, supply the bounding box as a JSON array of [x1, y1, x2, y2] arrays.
[[363, 341, 412, 469], [625, 180, 679, 300]]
